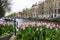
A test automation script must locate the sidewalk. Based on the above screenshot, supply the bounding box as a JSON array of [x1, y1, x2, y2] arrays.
[[9, 35, 15, 40]]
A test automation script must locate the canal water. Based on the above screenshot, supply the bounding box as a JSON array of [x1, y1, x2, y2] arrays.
[[11, 18, 60, 28], [16, 18, 34, 27]]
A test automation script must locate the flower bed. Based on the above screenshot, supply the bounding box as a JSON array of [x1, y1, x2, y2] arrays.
[[0, 24, 14, 40], [17, 22, 60, 40]]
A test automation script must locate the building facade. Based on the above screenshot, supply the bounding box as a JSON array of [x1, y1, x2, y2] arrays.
[[31, 3, 38, 18], [37, 1, 44, 19], [44, 0, 60, 18], [37, 0, 60, 18]]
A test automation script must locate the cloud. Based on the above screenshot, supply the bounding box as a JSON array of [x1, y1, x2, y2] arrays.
[[11, 0, 42, 12], [5, 0, 45, 16]]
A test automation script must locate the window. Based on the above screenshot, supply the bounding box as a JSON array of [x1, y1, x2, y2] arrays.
[[51, 10, 53, 13], [59, 3, 60, 6], [42, 12, 43, 14], [49, 11, 50, 14], [55, 3, 56, 7], [58, 9, 60, 13], [55, 15, 56, 17], [55, 9, 56, 13]]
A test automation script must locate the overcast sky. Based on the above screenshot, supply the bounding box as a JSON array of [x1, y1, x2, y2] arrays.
[[5, 0, 45, 16]]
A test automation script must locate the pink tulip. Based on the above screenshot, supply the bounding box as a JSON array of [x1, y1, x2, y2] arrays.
[[40, 28, 43, 31], [22, 23, 29, 27], [56, 28, 58, 31], [30, 22, 35, 27], [59, 26, 60, 28], [42, 23, 45, 25], [7, 22, 10, 25], [46, 25, 50, 28], [57, 24, 59, 27], [22, 25, 26, 30], [52, 24, 55, 26], [36, 28, 39, 31], [3, 22, 6, 26], [50, 26, 52, 29], [47, 23, 51, 25], [37, 22, 41, 26], [23, 27, 25, 30], [44, 22, 47, 25], [18, 22, 59, 31]]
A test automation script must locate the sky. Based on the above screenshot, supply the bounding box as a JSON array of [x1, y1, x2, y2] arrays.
[[5, 0, 44, 16]]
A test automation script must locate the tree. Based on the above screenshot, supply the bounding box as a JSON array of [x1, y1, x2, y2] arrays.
[[0, 0, 11, 18], [22, 8, 32, 17]]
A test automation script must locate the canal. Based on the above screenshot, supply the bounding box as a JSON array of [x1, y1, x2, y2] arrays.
[[7, 18, 60, 28], [16, 18, 60, 27], [16, 18, 34, 27]]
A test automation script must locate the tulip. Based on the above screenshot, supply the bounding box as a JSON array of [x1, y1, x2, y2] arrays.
[[46, 24, 50, 28], [57, 24, 59, 28], [40, 28, 43, 31], [58, 27, 60, 28], [23, 27, 25, 30], [37, 22, 41, 26], [56, 28, 58, 31], [30, 22, 35, 27], [36, 28, 39, 31], [22, 25, 26, 30], [52, 24, 55, 27], [50, 26, 52, 29]]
